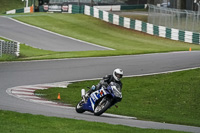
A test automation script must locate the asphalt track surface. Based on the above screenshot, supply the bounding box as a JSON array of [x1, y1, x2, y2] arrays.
[[0, 16, 200, 132], [0, 16, 111, 51]]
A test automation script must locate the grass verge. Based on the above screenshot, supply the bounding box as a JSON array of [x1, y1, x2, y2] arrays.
[[0, 54, 18, 61], [0, 110, 188, 133], [35, 68, 200, 127], [0, 13, 198, 61], [0, 0, 24, 14], [14, 13, 200, 52]]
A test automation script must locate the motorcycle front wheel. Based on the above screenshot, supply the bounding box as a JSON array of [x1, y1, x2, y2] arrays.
[[76, 100, 85, 113], [94, 96, 112, 116]]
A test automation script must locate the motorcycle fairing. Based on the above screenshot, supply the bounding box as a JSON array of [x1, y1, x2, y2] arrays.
[[82, 87, 108, 112]]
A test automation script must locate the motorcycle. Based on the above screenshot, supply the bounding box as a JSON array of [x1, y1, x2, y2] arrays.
[[75, 82, 122, 116]]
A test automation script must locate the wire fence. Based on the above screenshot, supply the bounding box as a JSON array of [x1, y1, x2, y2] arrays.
[[148, 4, 200, 33], [0, 41, 20, 57]]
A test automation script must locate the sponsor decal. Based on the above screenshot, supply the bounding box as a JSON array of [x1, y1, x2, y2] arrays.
[[91, 93, 97, 102], [62, 5, 68, 12], [43, 5, 48, 11], [100, 90, 104, 96], [48, 5, 62, 12]]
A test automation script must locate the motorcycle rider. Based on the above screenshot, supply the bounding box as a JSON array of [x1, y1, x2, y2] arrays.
[[86, 68, 123, 97]]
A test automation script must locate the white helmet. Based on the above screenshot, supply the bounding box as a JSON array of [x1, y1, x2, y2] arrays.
[[113, 68, 123, 81]]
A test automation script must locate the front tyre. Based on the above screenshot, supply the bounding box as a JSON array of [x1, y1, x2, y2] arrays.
[[94, 97, 112, 116], [76, 100, 85, 113]]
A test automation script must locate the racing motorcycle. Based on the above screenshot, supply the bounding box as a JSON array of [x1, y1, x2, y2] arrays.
[[75, 82, 122, 116]]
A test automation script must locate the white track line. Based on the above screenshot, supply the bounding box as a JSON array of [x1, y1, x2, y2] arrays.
[[17, 95, 41, 99]]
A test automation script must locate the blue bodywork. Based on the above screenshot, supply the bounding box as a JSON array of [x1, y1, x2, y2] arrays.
[[82, 86, 113, 112]]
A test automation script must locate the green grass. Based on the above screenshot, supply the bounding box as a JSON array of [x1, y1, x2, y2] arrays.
[[0, 13, 200, 61], [0, 0, 24, 14], [0, 54, 18, 61], [14, 13, 200, 51], [0, 110, 188, 133], [1, 13, 197, 60], [35, 68, 200, 127], [19, 44, 57, 58], [0, 37, 10, 41]]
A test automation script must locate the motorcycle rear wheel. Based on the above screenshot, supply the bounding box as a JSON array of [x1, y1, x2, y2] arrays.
[[76, 100, 85, 113], [94, 97, 112, 116]]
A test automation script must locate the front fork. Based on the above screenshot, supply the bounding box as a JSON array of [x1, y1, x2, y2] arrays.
[[81, 89, 86, 103]]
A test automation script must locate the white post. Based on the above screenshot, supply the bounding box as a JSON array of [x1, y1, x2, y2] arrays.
[[26, 0, 28, 7], [16, 42, 20, 57]]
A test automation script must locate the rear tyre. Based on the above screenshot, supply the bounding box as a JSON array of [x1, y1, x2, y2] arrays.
[[94, 97, 112, 116], [76, 100, 85, 113]]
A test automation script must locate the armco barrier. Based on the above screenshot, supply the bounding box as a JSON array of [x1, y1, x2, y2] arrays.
[[68, 5, 84, 14], [6, 5, 34, 14], [69, 4, 146, 14], [83, 5, 200, 45], [0, 41, 20, 57]]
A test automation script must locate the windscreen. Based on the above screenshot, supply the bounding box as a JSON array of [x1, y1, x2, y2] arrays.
[[109, 82, 121, 92]]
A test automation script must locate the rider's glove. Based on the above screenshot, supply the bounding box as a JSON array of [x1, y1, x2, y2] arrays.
[[91, 85, 96, 90]]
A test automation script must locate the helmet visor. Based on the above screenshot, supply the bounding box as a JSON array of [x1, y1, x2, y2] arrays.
[[115, 73, 123, 79]]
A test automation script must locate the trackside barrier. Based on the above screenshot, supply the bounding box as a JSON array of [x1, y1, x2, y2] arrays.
[[6, 5, 34, 14], [94, 5, 121, 11], [68, 5, 84, 14], [68, 4, 146, 14], [83, 5, 200, 45], [0, 41, 20, 57]]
